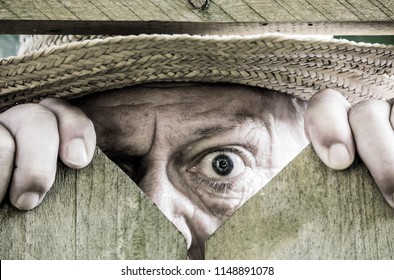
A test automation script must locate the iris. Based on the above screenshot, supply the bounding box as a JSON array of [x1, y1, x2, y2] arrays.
[[212, 154, 234, 176]]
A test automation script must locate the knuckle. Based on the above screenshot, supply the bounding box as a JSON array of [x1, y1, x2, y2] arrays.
[[38, 97, 61, 106], [39, 98, 94, 132], [74, 114, 94, 130], [26, 104, 57, 122], [349, 100, 387, 125], [5, 103, 58, 127], [64, 113, 95, 137], [309, 89, 345, 104], [0, 103, 58, 133]]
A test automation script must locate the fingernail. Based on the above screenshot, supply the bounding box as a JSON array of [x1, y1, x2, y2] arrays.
[[66, 138, 88, 166], [328, 143, 351, 170], [15, 191, 40, 210]]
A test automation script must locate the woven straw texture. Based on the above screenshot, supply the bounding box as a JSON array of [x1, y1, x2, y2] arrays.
[[1, 34, 393, 111]]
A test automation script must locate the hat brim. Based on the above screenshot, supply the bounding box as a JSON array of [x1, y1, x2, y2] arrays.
[[0, 34, 393, 111]]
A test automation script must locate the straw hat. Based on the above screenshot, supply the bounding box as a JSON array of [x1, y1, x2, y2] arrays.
[[0, 34, 393, 112]]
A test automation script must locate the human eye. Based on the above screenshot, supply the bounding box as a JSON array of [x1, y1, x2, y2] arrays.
[[186, 146, 256, 194], [192, 149, 245, 179]]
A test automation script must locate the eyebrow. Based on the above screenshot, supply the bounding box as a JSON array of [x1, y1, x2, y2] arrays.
[[193, 124, 237, 138], [192, 113, 273, 139]]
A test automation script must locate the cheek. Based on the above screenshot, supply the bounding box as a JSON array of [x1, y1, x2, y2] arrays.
[[191, 169, 266, 220]]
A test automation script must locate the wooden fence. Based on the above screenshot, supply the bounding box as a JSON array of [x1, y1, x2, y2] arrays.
[[0, 149, 187, 259]]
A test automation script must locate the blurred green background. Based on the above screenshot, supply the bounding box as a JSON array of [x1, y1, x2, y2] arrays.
[[0, 35, 393, 58], [0, 35, 19, 58], [334, 36, 394, 45]]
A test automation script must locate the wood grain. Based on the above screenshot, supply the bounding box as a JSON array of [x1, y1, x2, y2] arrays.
[[0, 0, 393, 21], [1, 20, 394, 35], [0, 0, 393, 35], [0, 148, 187, 260], [205, 145, 394, 259]]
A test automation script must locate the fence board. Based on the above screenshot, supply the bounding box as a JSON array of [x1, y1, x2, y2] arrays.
[[0, 148, 187, 260], [206, 145, 394, 259], [0, 0, 394, 35], [0, 0, 393, 21]]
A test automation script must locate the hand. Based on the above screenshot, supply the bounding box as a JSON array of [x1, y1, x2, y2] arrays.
[[304, 89, 394, 208], [0, 98, 96, 210]]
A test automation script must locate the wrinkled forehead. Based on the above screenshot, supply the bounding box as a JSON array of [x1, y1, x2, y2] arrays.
[[74, 82, 281, 116], [73, 82, 306, 155]]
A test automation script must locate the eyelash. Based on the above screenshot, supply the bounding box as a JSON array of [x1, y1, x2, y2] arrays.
[[194, 172, 235, 193]]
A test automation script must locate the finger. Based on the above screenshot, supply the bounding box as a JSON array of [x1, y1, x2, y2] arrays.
[[39, 98, 96, 169], [0, 104, 59, 210], [0, 124, 15, 203], [304, 89, 355, 170], [349, 100, 394, 208]]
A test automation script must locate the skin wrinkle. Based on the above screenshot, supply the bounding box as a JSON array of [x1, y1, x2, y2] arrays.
[[248, 116, 274, 169], [191, 175, 243, 216], [147, 109, 159, 158], [193, 168, 262, 218]]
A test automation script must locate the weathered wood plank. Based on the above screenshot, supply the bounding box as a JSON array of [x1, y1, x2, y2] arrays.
[[1, 0, 384, 22], [153, 0, 207, 21], [209, 0, 265, 21], [0, 0, 393, 35], [337, 0, 393, 20], [305, 0, 359, 21], [0, 148, 187, 260], [205, 145, 394, 259], [0, 20, 394, 35], [0, 166, 77, 259], [29, 0, 79, 20]]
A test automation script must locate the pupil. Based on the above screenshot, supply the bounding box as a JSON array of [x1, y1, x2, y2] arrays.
[[212, 154, 234, 176]]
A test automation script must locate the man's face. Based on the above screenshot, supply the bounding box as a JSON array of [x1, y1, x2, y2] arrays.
[[73, 83, 309, 259]]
